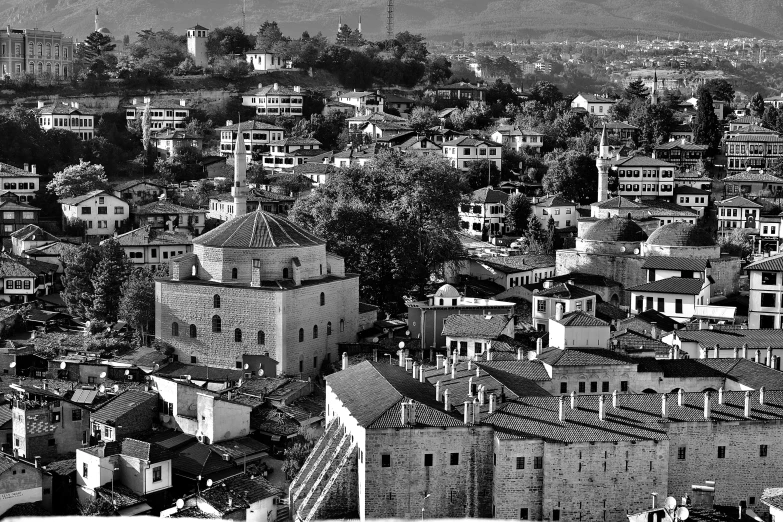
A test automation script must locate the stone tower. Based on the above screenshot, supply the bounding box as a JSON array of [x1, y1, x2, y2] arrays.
[[94, 8, 99, 33], [596, 123, 611, 202], [187, 25, 209, 68], [650, 69, 659, 106], [232, 124, 247, 219]]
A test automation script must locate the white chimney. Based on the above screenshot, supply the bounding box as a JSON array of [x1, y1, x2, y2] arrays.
[[714, 344, 720, 358], [398, 350, 405, 367], [37, 100, 44, 109], [419, 368, 425, 383], [342, 352, 348, 371], [452, 349, 458, 367], [543, 280, 553, 289], [412, 362, 418, 379], [718, 387, 724, 405], [443, 389, 451, 411], [768, 347, 774, 367], [704, 391, 711, 420], [405, 357, 412, 371], [401, 402, 408, 425], [555, 303, 564, 321], [517, 348, 524, 360], [226, 119, 234, 126], [745, 391, 751, 418], [677, 389, 684, 406], [258, 83, 263, 89], [443, 357, 449, 375], [463, 401, 471, 424], [742, 344, 748, 359], [598, 395, 606, 421], [476, 366, 481, 378], [435, 381, 442, 402], [31, 165, 36, 174], [661, 394, 668, 419], [612, 390, 618, 408], [451, 365, 456, 380], [468, 377, 474, 396], [486, 346, 493, 361], [473, 399, 480, 424], [273, 83, 279, 91], [489, 393, 496, 414], [144, 96, 151, 103], [436, 354, 444, 368], [760, 386, 766, 405], [536, 337, 543, 354], [756, 349, 762, 363], [180, 99, 187, 107], [733, 347, 739, 359], [132, 98, 138, 105], [409, 401, 416, 425], [467, 360, 472, 371], [570, 391, 576, 409], [558, 396, 565, 422]]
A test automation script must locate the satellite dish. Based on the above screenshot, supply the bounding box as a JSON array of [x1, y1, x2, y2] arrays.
[[112, 384, 119, 392], [206, 479, 213, 487], [383, 328, 389, 333], [620, 246, 626, 252], [153, 363, 159, 371], [372, 337, 379, 343], [398, 341, 405, 349], [244, 363, 249, 370], [405, 330, 410, 336], [99, 384, 106, 393], [665, 497, 677, 510], [527, 351, 537, 361], [124, 369, 130, 375], [176, 499, 184, 509], [676, 507, 689, 521], [59, 362, 66, 370], [99, 372, 106, 379], [9, 362, 15, 368], [633, 248, 640, 255], [257, 368, 264, 377]]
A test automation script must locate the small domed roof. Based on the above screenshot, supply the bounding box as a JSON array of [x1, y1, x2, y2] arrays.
[[434, 284, 460, 298], [646, 221, 715, 247], [193, 210, 325, 249], [582, 217, 647, 242], [97, 27, 111, 34]]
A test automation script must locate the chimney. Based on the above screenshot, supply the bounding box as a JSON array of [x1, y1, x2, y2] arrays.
[[342, 352, 348, 371], [756, 349, 762, 363], [467, 360, 472, 371], [598, 395, 606, 421], [258, 83, 263, 89], [612, 390, 618, 408], [443, 358, 449, 375], [669, 347, 675, 360], [463, 401, 472, 424], [31, 164, 36, 174], [226, 119, 234, 126], [555, 303, 564, 321], [451, 364, 456, 380], [435, 381, 442, 402], [478, 385, 486, 405], [700, 346, 707, 359], [768, 347, 774, 367], [180, 99, 187, 107], [733, 347, 739, 359], [436, 354, 444, 368], [34, 456, 40, 468], [742, 344, 748, 359], [744, 391, 751, 418], [443, 389, 451, 411], [652, 493, 658, 510], [452, 349, 458, 367], [468, 377, 474, 396], [714, 344, 720, 358], [740, 501, 747, 520], [13, 449, 18, 458], [419, 368, 426, 383], [398, 350, 405, 367], [486, 346, 493, 361], [405, 357, 412, 372], [23, 163, 29, 172], [412, 362, 418, 379], [132, 97, 138, 105], [473, 399, 480, 424], [677, 389, 684, 406], [401, 401, 408, 425], [536, 337, 543, 354], [718, 387, 724, 405], [661, 394, 668, 419], [409, 401, 416, 425], [570, 391, 577, 409], [273, 83, 279, 91], [373, 348, 378, 362], [144, 96, 151, 103], [650, 322, 658, 340], [37, 100, 44, 109], [703, 391, 711, 420], [543, 280, 553, 289], [558, 396, 565, 422], [759, 386, 766, 405], [517, 348, 524, 361]]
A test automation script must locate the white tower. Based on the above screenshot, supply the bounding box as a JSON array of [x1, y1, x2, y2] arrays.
[[596, 123, 611, 202], [94, 8, 99, 33], [187, 25, 209, 68], [232, 124, 248, 219]]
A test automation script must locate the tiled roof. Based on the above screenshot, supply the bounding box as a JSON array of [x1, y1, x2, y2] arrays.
[[292, 163, 334, 175], [121, 438, 174, 463], [723, 171, 783, 183], [645, 221, 714, 246], [643, 200, 698, 217], [627, 277, 705, 295], [674, 186, 711, 195], [582, 217, 647, 242], [0, 502, 50, 517], [593, 121, 638, 130], [91, 390, 157, 424], [151, 129, 200, 140], [326, 361, 464, 428], [136, 200, 204, 215], [537, 348, 635, 366], [715, 195, 762, 208], [155, 362, 242, 381], [699, 358, 783, 390], [36, 101, 97, 115], [640, 256, 709, 271], [114, 228, 193, 247], [42, 457, 77, 475], [534, 283, 597, 299], [439, 82, 486, 90], [745, 253, 783, 271], [472, 254, 555, 274], [201, 474, 281, 513], [168, 440, 235, 477], [214, 120, 284, 132], [596, 302, 628, 321], [477, 360, 552, 381], [574, 93, 616, 103], [0, 199, 38, 211], [654, 139, 708, 151], [146, 431, 196, 450], [762, 488, 783, 511], [0, 162, 41, 178], [470, 187, 508, 204], [269, 137, 323, 147], [442, 136, 502, 147], [534, 195, 573, 208], [11, 224, 59, 242], [25, 241, 79, 258], [441, 314, 511, 339], [113, 179, 166, 192], [726, 134, 783, 142], [193, 210, 325, 249], [58, 189, 110, 206], [612, 329, 670, 356], [555, 311, 608, 327], [125, 98, 191, 110], [614, 156, 678, 168], [671, 328, 783, 350]]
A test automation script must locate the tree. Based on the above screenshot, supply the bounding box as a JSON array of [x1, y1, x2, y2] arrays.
[[703, 79, 735, 103], [623, 78, 649, 100], [290, 150, 467, 311], [47, 160, 110, 198], [91, 239, 130, 323], [61, 244, 101, 319], [408, 106, 440, 133], [630, 102, 675, 150], [80, 31, 117, 78], [463, 160, 501, 190], [206, 26, 254, 59], [693, 89, 721, 153], [531, 82, 562, 106], [505, 193, 531, 235], [542, 150, 598, 204], [544, 216, 556, 254], [487, 80, 517, 109], [256, 21, 287, 51], [393, 31, 428, 62], [524, 214, 544, 252], [119, 267, 156, 341], [718, 228, 754, 259], [425, 56, 452, 85], [763, 105, 779, 131], [281, 426, 322, 480], [749, 92, 766, 118]]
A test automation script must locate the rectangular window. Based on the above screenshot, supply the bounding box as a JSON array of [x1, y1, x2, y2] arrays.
[[534, 457, 543, 469], [677, 446, 686, 460], [675, 299, 683, 314], [537, 300, 546, 312], [602, 381, 609, 392], [621, 381, 628, 392], [717, 446, 725, 458], [97, 206, 107, 214], [450, 453, 459, 465], [560, 382, 567, 394], [760, 445, 768, 457], [114, 207, 124, 214], [516, 457, 525, 470], [762, 272, 778, 285], [72, 409, 82, 421], [761, 293, 777, 307], [424, 453, 433, 467], [83, 463, 88, 478], [658, 297, 664, 311], [81, 207, 91, 214], [578, 382, 585, 393], [381, 454, 391, 467], [590, 382, 597, 393], [521, 508, 529, 520], [152, 466, 162, 482], [553, 509, 561, 521]]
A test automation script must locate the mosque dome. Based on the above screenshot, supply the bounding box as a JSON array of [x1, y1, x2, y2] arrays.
[[646, 222, 715, 247], [193, 210, 325, 249], [434, 284, 460, 298], [98, 27, 111, 34], [582, 216, 647, 243]]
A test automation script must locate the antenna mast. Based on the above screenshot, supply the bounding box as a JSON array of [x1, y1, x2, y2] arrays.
[[386, 0, 394, 43]]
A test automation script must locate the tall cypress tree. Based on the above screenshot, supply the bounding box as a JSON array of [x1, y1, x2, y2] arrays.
[[91, 239, 130, 323], [693, 88, 720, 154], [61, 244, 101, 319]]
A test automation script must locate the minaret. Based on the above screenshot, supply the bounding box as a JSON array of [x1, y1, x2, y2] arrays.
[[650, 69, 658, 106], [338, 16, 342, 33], [95, 8, 99, 32], [358, 16, 362, 34], [232, 124, 247, 219], [596, 123, 611, 202]]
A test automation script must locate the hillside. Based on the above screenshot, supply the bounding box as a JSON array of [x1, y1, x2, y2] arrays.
[[5, 0, 783, 42]]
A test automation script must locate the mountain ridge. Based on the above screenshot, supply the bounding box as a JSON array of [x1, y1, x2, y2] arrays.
[[4, 0, 783, 42]]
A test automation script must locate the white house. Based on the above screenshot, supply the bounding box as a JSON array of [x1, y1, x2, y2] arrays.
[[547, 309, 611, 350], [570, 93, 615, 117], [442, 314, 514, 360], [532, 281, 599, 331], [532, 195, 576, 228], [674, 186, 710, 217], [613, 156, 677, 200], [215, 119, 285, 157], [337, 90, 384, 113], [149, 129, 202, 159], [442, 137, 502, 172], [245, 50, 286, 71], [490, 125, 544, 154], [458, 187, 508, 237], [58, 190, 129, 237], [745, 253, 783, 329], [124, 97, 191, 130], [0, 162, 41, 203], [162, 474, 281, 521], [112, 179, 167, 209], [108, 227, 192, 269], [628, 276, 711, 322], [35, 100, 95, 140], [241, 84, 304, 117], [460, 254, 555, 290], [715, 195, 762, 237]]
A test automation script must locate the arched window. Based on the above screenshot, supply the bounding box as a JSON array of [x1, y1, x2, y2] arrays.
[[298, 328, 304, 342], [37, 62, 42, 74], [213, 294, 220, 308], [45, 63, 51, 74], [231, 267, 238, 279], [28, 43, 33, 57], [171, 323, 179, 336], [320, 292, 325, 306], [63, 65, 68, 77], [283, 268, 289, 279], [340, 319, 345, 332], [320, 264, 323, 275], [54, 63, 59, 77], [37, 43, 42, 57], [327, 322, 332, 335], [257, 330, 265, 344], [234, 328, 242, 342], [212, 315, 221, 333], [54, 44, 59, 58], [313, 325, 318, 339], [45, 43, 50, 58], [189, 324, 197, 338]]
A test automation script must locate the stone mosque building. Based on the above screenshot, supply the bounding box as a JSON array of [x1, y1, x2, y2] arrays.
[[555, 128, 740, 305], [154, 128, 359, 376]]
